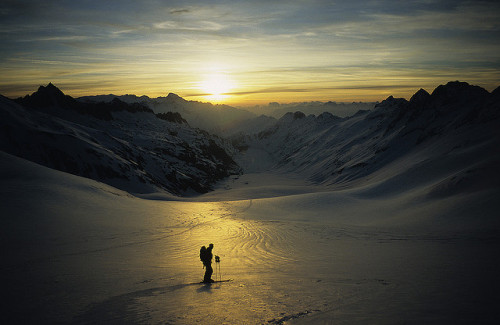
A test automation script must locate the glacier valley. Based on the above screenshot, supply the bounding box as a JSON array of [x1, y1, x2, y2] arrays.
[[1, 81, 499, 324]]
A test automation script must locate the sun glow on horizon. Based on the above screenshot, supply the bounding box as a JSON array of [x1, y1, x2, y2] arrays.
[[199, 72, 235, 102]]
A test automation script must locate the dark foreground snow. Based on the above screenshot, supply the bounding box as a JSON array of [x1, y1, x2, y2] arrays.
[[1, 151, 499, 324]]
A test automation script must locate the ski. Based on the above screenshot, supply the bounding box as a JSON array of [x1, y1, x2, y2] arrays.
[[200, 279, 233, 284]]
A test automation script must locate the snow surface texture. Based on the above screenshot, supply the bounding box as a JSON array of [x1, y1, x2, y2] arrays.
[[2, 81, 500, 324]]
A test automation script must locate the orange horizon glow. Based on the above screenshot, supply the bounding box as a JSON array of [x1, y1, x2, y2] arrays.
[[5, 77, 499, 108]]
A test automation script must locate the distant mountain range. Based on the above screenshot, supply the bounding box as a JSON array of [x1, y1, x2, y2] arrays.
[[244, 101, 377, 119], [79, 92, 260, 135], [77, 92, 376, 136], [1, 81, 499, 198]]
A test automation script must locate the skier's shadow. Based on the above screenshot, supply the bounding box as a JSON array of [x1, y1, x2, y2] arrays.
[[196, 283, 213, 293], [75, 282, 217, 323]]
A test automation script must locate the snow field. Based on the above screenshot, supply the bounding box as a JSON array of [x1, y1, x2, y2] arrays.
[[2, 151, 499, 324]]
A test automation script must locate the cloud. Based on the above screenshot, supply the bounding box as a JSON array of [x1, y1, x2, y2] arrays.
[[186, 87, 309, 97], [21, 35, 92, 42], [153, 20, 223, 32], [170, 8, 191, 15], [185, 83, 422, 98], [225, 85, 420, 96]]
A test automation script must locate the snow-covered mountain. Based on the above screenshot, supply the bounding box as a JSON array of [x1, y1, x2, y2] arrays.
[[242, 81, 500, 197], [79, 92, 257, 134], [1, 84, 240, 195], [3, 81, 499, 199]]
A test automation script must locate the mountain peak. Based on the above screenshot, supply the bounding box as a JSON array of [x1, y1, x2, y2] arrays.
[[431, 81, 489, 104], [17, 82, 74, 109], [293, 111, 306, 119], [46, 82, 57, 89], [165, 93, 186, 102], [410, 88, 430, 105], [36, 82, 65, 97], [376, 95, 408, 108]]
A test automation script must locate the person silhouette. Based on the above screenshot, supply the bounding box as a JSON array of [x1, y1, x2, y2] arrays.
[[201, 243, 214, 283]]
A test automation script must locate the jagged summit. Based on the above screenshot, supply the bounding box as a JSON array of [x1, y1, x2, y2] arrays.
[[18, 82, 75, 109], [34, 82, 65, 98], [39, 82, 63, 94]]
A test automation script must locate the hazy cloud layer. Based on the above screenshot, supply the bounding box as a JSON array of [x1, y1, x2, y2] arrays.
[[1, 0, 499, 102]]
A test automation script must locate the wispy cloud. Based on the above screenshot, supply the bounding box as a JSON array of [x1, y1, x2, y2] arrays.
[[170, 8, 191, 15], [153, 20, 223, 32]]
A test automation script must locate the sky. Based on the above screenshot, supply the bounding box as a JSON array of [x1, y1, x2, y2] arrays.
[[1, 0, 499, 106]]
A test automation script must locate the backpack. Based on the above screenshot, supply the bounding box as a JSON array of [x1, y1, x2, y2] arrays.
[[200, 246, 208, 264]]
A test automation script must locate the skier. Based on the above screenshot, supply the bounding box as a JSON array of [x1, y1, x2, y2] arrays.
[[200, 243, 214, 283]]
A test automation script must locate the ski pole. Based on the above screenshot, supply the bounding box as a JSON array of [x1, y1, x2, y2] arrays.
[[214, 259, 217, 281], [215, 255, 221, 282]]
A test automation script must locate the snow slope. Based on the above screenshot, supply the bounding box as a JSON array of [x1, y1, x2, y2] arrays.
[[2, 149, 499, 324], [243, 82, 500, 200]]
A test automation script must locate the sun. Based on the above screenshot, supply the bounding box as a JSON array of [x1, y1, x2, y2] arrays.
[[200, 73, 233, 102]]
